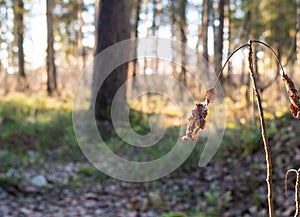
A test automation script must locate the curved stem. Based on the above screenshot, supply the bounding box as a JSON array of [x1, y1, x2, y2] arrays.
[[296, 170, 300, 217], [248, 40, 274, 217], [285, 169, 300, 217], [208, 39, 296, 217], [212, 40, 287, 91], [285, 169, 298, 197], [212, 43, 248, 89], [251, 40, 286, 76]]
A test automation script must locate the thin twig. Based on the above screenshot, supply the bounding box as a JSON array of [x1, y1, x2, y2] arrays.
[[248, 40, 274, 217], [251, 40, 286, 76], [251, 40, 300, 118], [213, 40, 286, 90], [213, 43, 248, 89], [285, 169, 300, 217]]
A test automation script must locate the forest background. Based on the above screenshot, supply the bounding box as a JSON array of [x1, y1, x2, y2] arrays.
[[1, 0, 300, 216]]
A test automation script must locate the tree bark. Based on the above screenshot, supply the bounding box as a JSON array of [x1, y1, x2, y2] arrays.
[[46, 0, 57, 95], [297, 0, 300, 67], [132, 0, 142, 78], [14, 0, 26, 89], [225, 0, 232, 83], [169, 0, 178, 78], [201, 0, 209, 62], [214, 0, 225, 82], [179, 0, 187, 86], [77, 0, 85, 70], [152, 0, 157, 35], [152, 0, 159, 73], [93, 0, 130, 121]]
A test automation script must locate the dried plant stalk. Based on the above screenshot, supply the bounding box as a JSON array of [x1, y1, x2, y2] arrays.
[[251, 40, 300, 119], [181, 88, 215, 141], [282, 74, 300, 118], [285, 169, 300, 217], [248, 40, 274, 217], [181, 39, 298, 217]]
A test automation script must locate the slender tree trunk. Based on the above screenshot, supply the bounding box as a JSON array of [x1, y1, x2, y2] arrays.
[[152, 0, 159, 74], [170, 0, 177, 78], [214, 0, 225, 82], [297, 0, 300, 67], [224, 0, 232, 83], [201, 0, 209, 62], [14, 0, 26, 89], [77, 0, 85, 69], [132, 0, 142, 78], [94, 0, 101, 48], [46, 0, 57, 95], [179, 0, 187, 87], [93, 0, 130, 121], [152, 0, 157, 35]]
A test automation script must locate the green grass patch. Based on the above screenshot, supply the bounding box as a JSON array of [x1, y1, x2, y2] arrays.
[[158, 212, 188, 217], [0, 176, 20, 189], [0, 93, 83, 163]]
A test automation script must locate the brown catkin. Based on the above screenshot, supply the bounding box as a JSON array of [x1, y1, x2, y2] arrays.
[[181, 89, 215, 141], [282, 74, 300, 119]]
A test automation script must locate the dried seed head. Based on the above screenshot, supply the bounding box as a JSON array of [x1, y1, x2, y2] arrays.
[[282, 74, 300, 119], [181, 89, 215, 141], [205, 88, 216, 102]]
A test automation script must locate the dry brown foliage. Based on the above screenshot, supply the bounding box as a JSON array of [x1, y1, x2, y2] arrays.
[[282, 74, 300, 119], [181, 88, 215, 141]]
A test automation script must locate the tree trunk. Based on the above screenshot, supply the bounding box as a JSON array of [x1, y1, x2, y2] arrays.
[[46, 0, 57, 95], [14, 0, 26, 89], [93, 0, 130, 121], [225, 0, 232, 83], [152, 0, 159, 74], [152, 0, 157, 35], [201, 0, 209, 62], [77, 0, 85, 70], [132, 0, 142, 78], [179, 0, 187, 87], [297, 0, 300, 67], [214, 0, 225, 81], [94, 0, 101, 32], [170, 0, 177, 77]]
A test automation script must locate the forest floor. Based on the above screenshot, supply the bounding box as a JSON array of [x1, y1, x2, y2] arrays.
[[0, 94, 300, 217]]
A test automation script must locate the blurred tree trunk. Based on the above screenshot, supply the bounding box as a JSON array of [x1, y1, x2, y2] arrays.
[[77, 0, 85, 70], [170, 0, 177, 78], [46, 0, 57, 95], [152, 0, 159, 74], [225, 0, 232, 83], [132, 0, 142, 78], [14, 0, 26, 90], [152, 0, 157, 35], [179, 0, 187, 86], [94, 0, 100, 35], [200, 0, 209, 62], [214, 0, 225, 82], [297, 0, 300, 67], [93, 0, 130, 121]]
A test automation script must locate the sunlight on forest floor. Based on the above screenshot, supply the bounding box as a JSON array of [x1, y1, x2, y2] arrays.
[[0, 93, 299, 216]]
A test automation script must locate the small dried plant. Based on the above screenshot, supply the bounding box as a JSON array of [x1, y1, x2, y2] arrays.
[[282, 74, 300, 118], [182, 39, 300, 217], [181, 88, 215, 141], [285, 168, 300, 217]]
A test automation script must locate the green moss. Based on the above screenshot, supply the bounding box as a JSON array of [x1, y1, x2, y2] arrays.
[[0, 176, 20, 188], [158, 212, 188, 217]]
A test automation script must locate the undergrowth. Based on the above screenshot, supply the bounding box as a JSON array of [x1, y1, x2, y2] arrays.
[[0, 83, 299, 216], [0, 93, 83, 164], [0, 92, 292, 174]]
